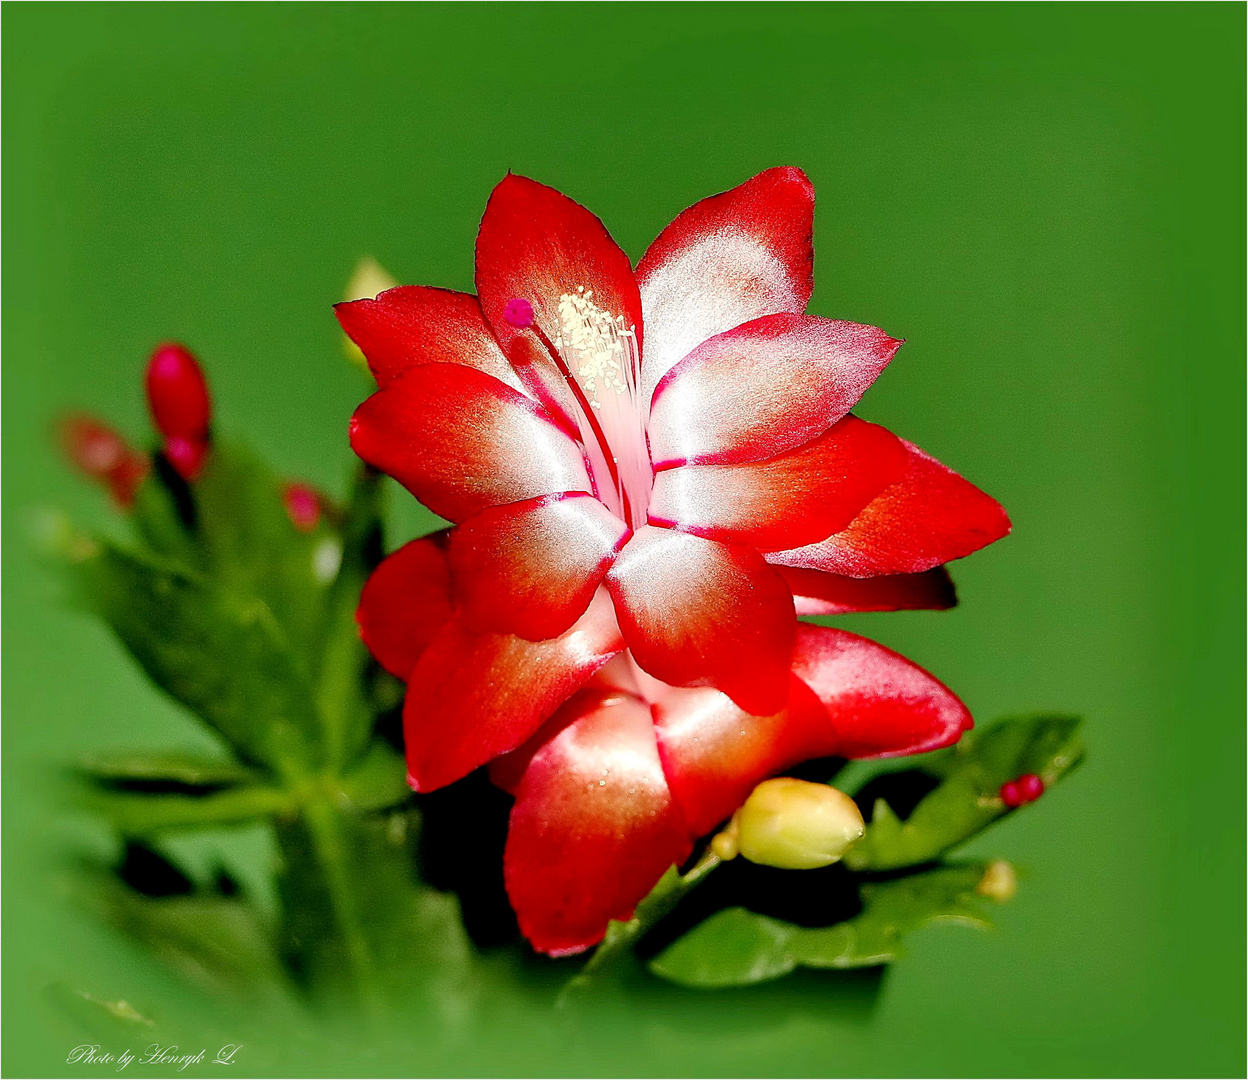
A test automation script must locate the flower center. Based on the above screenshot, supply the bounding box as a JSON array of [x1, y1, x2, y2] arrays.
[[515, 288, 652, 530]]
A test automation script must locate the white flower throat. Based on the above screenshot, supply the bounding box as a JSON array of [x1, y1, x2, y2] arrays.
[[548, 287, 652, 530]]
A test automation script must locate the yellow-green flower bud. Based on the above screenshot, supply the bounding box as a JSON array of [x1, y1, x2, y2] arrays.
[[719, 777, 865, 870], [976, 859, 1018, 903], [342, 257, 399, 368]]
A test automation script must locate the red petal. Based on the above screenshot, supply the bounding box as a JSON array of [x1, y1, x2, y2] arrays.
[[649, 416, 908, 551], [448, 493, 630, 640], [403, 590, 624, 791], [778, 565, 956, 615], [475, 174, 643, 357], [334, 286, 525, 393], [488, 656, 649, 795], [349, 363, 590, 522], [791, 624, 972, 758], [605, 526, 795, 715], [767, 441, 1011, 576], [356, 531, 454, 679], [653, 677, 837, 837], [649, 315, 901, 468], [504, 689, 692, 956], [636, 167, 815, 400]]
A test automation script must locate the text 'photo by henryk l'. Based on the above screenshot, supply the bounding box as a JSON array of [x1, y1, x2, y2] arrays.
[[2, 4, 1243, 1078]]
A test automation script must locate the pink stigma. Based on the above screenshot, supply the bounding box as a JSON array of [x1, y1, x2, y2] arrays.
[[503, 297, 534, 328]]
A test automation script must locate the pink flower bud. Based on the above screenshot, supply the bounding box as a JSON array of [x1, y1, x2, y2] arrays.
[[1000, 773, 1045, 808], [1017, 773, 1045, 802], [282, 482, 322, 532], [58, 413, 150, 508], [146, 343, 212, 442], [59, 414, 128, 479], [164, 435, 209, 482]]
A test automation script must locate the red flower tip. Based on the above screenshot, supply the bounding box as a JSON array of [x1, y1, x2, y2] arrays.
[[1000, 773, 1045, 808], [164, 434, 209, 481], [502, 297, 534, 328], [146, 342, 212, 442], [58, 413, 150, 508], [282, 482, 322, 532]]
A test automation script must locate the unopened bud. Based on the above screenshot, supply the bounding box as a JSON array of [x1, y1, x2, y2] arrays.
[[57, 414, 150, 508], [977, 860, 1018, 902], [1000, 772, 1045, 809], [59, 414, 127, 478], [282, 482, 322, 532], [714, 777, 865, 871], [163, 434, 209, 482], [345, 256, 398, 302], [343, 257, 399, 368], [146, 343, 212, 442]]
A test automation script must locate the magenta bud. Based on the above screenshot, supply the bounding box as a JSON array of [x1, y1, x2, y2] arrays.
[[164, 435, 209, 482], [282, 482, 322, 532], [146, 343, 212, 442], [1001, 772, 1045, 809], [503, 297, 534, 329], [1000, 780, 1025, 809], [1017, 773, 1045, 803]]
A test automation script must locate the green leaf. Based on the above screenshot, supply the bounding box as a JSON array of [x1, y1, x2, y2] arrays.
[[42, 983, 157, 1041], [275, 803, 473, 1009], [74, 869, 289, 998], [336, 740, 411, 813], [74, 541, 322, 771], [649, 863, 993, 988], [844, 714, 1085, 871], [192, 440, 337, 663], [131, 460, 201, 570], [560, 853, 724, 1005], [80, 783, 293, 834], [309, 464, 385, 770], [77, 751, 259, 789]]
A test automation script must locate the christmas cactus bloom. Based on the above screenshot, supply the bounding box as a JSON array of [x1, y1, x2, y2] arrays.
[[340, 168, 1010, 954], [358, 531, 979, 955]]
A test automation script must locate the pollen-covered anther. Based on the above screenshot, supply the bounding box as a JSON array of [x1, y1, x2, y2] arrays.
[[554, 288, 636, 410]]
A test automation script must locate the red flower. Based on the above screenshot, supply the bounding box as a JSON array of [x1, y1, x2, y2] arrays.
[[340, 169, 1010, 954]]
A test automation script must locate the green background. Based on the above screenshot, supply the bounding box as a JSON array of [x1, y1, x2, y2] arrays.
[[4, 3, 1244, 1076]]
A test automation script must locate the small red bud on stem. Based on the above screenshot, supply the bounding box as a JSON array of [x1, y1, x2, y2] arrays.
[[1000, 772, 1045, 809], [145, 343, 212, 480]]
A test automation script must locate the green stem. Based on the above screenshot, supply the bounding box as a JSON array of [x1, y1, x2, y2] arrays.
[[560, 849, 722, 1003], [314, 464, 384, 771], [297, 798, 386, 1020]]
